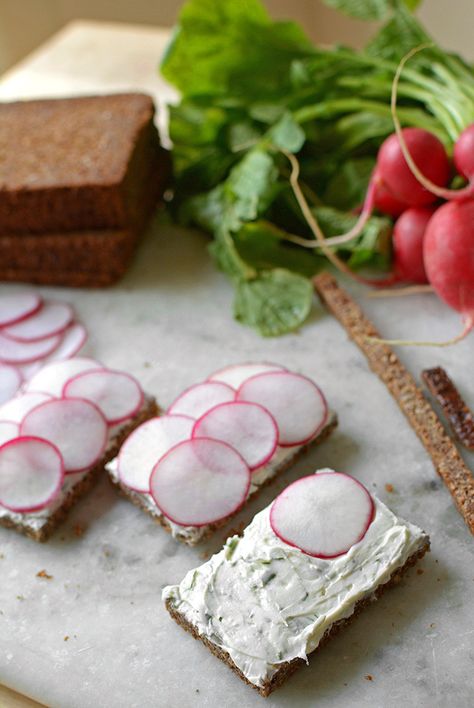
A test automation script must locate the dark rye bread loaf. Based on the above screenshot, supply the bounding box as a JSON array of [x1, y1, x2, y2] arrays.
[[0, 93, 171, 286]]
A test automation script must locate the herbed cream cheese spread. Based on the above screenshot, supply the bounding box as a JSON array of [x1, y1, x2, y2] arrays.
[[163, 473, 427, 688]]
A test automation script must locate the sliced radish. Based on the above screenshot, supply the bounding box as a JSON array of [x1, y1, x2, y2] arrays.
[[237, 371, 328, 447], [43, 322, 87, 361], [0, 420, 19, 446], [118, 414, 194, 492], [21, 398, 108, 473], [63, 369, 144, 425], [0, 292, 42, 327], [0, 436, 64, 513], [150, 438, 250, 527], [2, 302, 73, 342], [16, 361, 43, 381], [0, 392, 53, 424], [0, 364, 22, 404], [208, 363, 287, 390], [270, 472, 375, 558], [0, 331, 61, 365], [25, 357, 101, 396], [168, 381, 235, 419], [192, 401, 278, 471]]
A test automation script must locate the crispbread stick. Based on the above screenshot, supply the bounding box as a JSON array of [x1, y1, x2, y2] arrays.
[[313, 271, 474, 535], [422, 367, 474, 451]]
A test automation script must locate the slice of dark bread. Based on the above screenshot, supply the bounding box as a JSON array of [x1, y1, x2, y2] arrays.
[[0, 397, 159, 542]]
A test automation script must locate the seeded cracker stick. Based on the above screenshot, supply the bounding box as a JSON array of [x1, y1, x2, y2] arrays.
[[422, 367, 474, 451], [313, 271, 474, 535]]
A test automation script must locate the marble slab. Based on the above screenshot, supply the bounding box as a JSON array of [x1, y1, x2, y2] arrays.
[[0, 21, 473, 708]]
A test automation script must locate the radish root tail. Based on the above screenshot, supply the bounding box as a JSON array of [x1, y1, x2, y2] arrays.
[[366, 314, 473, 347], [366, 285, 434, 298]]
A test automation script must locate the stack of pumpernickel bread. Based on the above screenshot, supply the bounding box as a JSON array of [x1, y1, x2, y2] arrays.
[[0, 93, 171, 286]]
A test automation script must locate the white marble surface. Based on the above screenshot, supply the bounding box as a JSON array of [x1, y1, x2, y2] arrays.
[[0, 21, 473, 708]]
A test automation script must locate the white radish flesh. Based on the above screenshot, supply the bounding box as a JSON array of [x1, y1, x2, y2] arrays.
[[0, 365, 22, 404], [21, 398, 108, 473], [168, 381, 235, 419], [118, 414, 194, 492], [64, 369, 144, 425], [237, 371, 328, 446], [0, 331, 61, 364], [25, 357, 101, 396], [0, 392, 53, 423], [0, 420, 19, 446], [150, 438, 250, 527], [193, 401, 278, 471], [0, 292, 41, 327], [43, 322, 87, 361], [208, 363, 286, 390], [2, 302, 73, 342], [270, 472, 375, 558], [0, 436, 64, 513]]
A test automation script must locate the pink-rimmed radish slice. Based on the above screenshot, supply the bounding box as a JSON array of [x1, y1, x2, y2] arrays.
[[24, 357, 101, 397], [0, 364, 22, 404], [0, 392, 53, 424], [208, 363, 287, 390], [43, 322, 87, 361], [150, 437, 250, 527], [0, 330, 61, 365], [16, 361, 43, 382], [63, 369, 144, 425], [118, 414, 194, 492], [0, 420, 19, 446], [0, 292, 42, 327], [21, 398, 107, 474], [0, 436, 64, 513], [270, 472, 375, 559], [168, 381, 235, 419], [2, 302, 74, 342], [192, 402, 278, 471], [237, 371, 328, 447]]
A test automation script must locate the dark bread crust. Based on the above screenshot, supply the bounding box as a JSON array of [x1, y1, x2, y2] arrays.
[[165, 540, 430, 697], [0, 397, 159, 542], [109, 414, 338, 545], [422, 367, 474, 451], [313, 272, 474, 535]]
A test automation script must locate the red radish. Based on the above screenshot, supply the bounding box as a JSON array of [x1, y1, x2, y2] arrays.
[[21, 398, 108, 473], [16, 361, 43, 382], [0, 364, 22, 404], [43, 322, 87, 361], [208, 363, 286, 390], [423, 200, 474, 338], [0, 292, 41, 327], [168, 381, 235, 419], [150, 437, 250, 527], [377, 128, 450, 206], [391, 207, 434, 284], [25, 357, 101, 396], [0, 330, 61, 365], [373, 179, 409, 217], [118, 414, 194, 492], [64, 369, 144, 425], [0, 392, 53, 423], [270, 472, 374, 558], [454, 124, 474, 180], [0, 420, 19, 446], [237, 371, 328, 447], [193, 401, 278, 471], [2, 302, 73, 343], [0, 436, 64, 513]]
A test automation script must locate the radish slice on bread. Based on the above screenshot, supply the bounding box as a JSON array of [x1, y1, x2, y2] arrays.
[[0, 420, 19, 447], [168, 381, 235, 419], [270, 472, 374, 558], [0, 331, 61, 365], [208, 363, 286, 390], [25, 357, 101, 397], [0, 292, 42, 327], [150, 438, 250, 527], [2, 302, 73, 342], [64, 369, 144, 425], [118, 414, 194, 492], [21, 398, 108, 473], [237, 371, 328, 446], [0, 364, 22, 404], [0, 392, 53, 423], [193, 401, 278, 471], [0, 436, 64, 512]]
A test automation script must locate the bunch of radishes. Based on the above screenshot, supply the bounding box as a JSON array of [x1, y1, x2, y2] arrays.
[[370, 124, 474, 341]]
